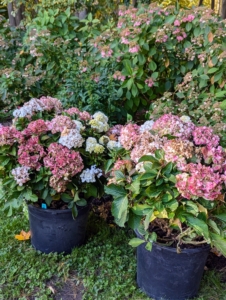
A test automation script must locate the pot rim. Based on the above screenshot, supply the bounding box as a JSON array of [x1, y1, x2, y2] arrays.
[[28, 203, 89, 214], [135, 229, 211, 254]]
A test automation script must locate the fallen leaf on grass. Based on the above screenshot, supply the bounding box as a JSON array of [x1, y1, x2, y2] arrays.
[[48, 286, 55, 294], [15, 230, 31, 240]]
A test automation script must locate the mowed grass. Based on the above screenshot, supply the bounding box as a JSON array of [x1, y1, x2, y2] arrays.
[[0, 208, 225, 300]]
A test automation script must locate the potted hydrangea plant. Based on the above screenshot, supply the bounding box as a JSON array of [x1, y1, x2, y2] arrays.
[[0, 96, 114, 254], [105, 114, 226, 300]]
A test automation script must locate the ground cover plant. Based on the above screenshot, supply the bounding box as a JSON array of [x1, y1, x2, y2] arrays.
[[0, 205, 226, 300]]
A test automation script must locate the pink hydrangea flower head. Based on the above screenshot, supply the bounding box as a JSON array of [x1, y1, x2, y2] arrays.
[[0, 126, 23, 146], [64, 108, 91, 121], [49, 116, 76, 134], [44, 143, 84, 179], [145, 78, 154, 87], [174, 20, 180, 26], [201, 145, 226, 172], [120, 123, 140, 150], [130, 131, 163, 163], [192, 126, 220, 148], [22, 119, 48, 136], [129, 44, 140, 53], [39, 96, 63, 113], [18, 136, 46, 170], [152, 114, 195, 139], [163, 139, 194, 170], [176, 163, 223, 200]]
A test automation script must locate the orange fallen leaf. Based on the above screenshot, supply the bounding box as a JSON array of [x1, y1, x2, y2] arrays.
[[15, 230, 31, 241]]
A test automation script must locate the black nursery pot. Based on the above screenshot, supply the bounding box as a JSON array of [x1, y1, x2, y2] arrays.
[[28, 204, 89, 254], [136, 231, 210, 300]]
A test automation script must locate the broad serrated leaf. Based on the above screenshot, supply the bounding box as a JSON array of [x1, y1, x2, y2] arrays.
[[210, 232, 226, 256], [104, 184, 127, 198], [111, 196, 128, 227], [186, 215, 209, 240]]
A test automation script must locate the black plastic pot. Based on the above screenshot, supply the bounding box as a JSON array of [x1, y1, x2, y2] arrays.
[[28, 204, 89, 254], [136, 231, 210, 300]]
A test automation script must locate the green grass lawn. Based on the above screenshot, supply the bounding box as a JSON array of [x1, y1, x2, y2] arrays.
[[0, 208, 225, 300]]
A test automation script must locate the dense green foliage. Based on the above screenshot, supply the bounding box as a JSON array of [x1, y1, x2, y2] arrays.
[[1, 3, 226, 129]]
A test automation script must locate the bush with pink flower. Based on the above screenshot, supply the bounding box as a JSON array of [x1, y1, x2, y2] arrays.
[[105, 113, 226, 255], [0, 96, 115, 217]]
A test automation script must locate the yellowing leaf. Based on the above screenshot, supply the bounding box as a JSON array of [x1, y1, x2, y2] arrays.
[[52, 194, 60, 200], [211, 76, 215, 84], [154, 209, 168, 218], [208, 59, 214, 68], [219, 81, 225, 88], [208, 32, 214, 43], [197, 203, 208, 215], [165, 58, 169, 67], [15, 230, 31, 241]]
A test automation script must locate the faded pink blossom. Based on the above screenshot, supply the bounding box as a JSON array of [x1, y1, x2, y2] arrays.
[[174, 20, 180, 26], [22, 119, 48, 136], [120, 123, 140, 150], [49, 116, 76, 134], [176, 163, 222, 200], [0, 126, 23, 146], [152, 114, 195, 140], [192, 126, 220, 148], [18, 136, 46, 170], [145, 78, 154, 87], [44, 143, 84, 179]]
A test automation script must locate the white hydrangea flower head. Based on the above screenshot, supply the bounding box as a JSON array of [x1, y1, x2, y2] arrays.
[[94, 144, 105, 154], [139, 120, 154, 133], [86, 137, 98, 153], [73, 120, 85, 132], [80, 165, 103, 183], [89, 119, 109, 133], [99, 135, 110, 145], [58, 129, 84, 149], [180, 115, 191, 123], [11, 166, 30, 186], [93, 111, 108, 123], [13, 98, 44, 118], [107, 140, 121, 150]]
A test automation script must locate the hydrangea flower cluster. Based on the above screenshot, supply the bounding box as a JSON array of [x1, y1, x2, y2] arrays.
[[192, 126, 220, 148], [13, 96, 63, 118], [48, 116, 76, 134], [44, 143, 84, 192], [85, 137, 105, 154], [80, 165, 103, 183], [0, 126, 23, 146], [109, 114, 226, 202], [0, 98, 110, 208], [64, 107, 91, 121], [152, 113, 195, 139], [11, 166, 30, 186], [120, 123, 140, 150], [58, 129, 84, 149], [176, 164, 222, 200], [89, 111, 109, 133], [22, 119, 48, 136], [18, 136, 46, 170]]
